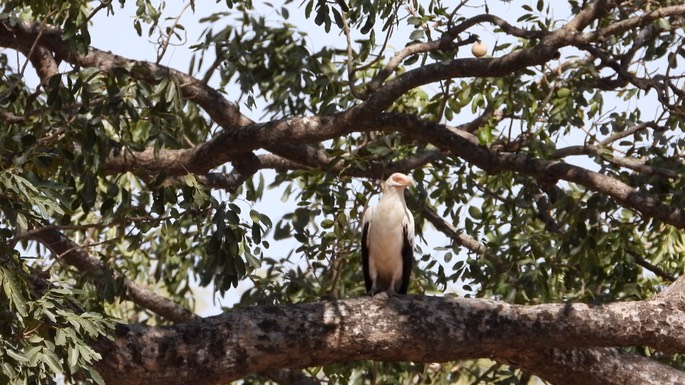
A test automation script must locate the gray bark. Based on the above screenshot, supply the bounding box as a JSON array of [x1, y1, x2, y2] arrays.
[[93, 283, 685, 385], [512, 348, 685, 385]]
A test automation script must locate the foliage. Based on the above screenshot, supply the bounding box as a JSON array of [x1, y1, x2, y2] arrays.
[[0, 245, 113, 384], [1, 0, 685, 383]]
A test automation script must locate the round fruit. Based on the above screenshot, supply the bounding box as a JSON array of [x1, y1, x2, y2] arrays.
[[471, 42, 487, 58]]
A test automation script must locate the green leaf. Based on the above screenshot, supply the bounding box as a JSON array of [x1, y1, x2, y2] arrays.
[[6, 349, 28, 364], [251, 222, 262, 243], [477, 126, 492, 144], [183, 174, 197, 187], [79, 318, 99, 337], [2, 361, 17, 378], [245, 252, 261, 269], [0, 267, 28, 317], [15, 213, 28, 231], [331, 7, 344, 29], [314, 4, 327, 26], [55, 329, 66, 346], [409, 29, 424, 41], [41, 348, 63, 374], [655, 18, 670, 31], [68, 346, 80, 370], [557, 87, 571, 97], [407, 16, 423, 26], [26, 345, 42, 366], [468, 206, 482, 219], [250, 209, 261, 223], [86, 367, 106, 385]]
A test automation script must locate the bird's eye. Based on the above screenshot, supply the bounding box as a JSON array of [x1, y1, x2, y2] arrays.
[[393, 175, 403, 183]]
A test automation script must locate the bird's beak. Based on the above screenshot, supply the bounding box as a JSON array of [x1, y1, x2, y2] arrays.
[[405, 177, 416, 188]]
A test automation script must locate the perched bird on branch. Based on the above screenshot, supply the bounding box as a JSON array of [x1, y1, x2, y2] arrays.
[[361, 173, 416, 295]]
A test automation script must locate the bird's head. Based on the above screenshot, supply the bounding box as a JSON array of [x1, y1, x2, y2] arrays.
[[382, 173, 415, 192]]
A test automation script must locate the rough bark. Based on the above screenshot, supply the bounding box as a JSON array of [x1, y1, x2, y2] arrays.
[[26, 227, 317, 384], [93, 283, 685, 385], [511, 348, 685, 385]]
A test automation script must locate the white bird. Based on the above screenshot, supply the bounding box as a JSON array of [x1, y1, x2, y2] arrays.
[[361, 172, 416, 295]]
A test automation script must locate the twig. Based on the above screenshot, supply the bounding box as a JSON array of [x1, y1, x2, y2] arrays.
[[10, 215, 177, 247], [201, 55, 222, 84], [630, 252, 676, 282], [156, 2, 192, 64], [599, 122, 661, 146], [445, 14, 547, 40], [85, 1, 110, 25], [421, 206, 486, 255], [342, 11, 365, 100]]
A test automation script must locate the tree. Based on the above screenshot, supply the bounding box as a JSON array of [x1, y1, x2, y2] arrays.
[[1, 0, 685, 383]]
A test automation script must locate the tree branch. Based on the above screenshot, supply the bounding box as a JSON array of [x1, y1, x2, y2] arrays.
[[509, 347, 685, 385], [573, 5, 685, 45], [26, 226, 319, 385], [445, 14, 548, 40], [421, 206, 486, 255], [92, 284, 685, 385], [551, 144, 680, 178], [100, 108, 685, 232], [0, 20, 252, 130], [378, 112, 685, 229], [28, 227, 197, 323]]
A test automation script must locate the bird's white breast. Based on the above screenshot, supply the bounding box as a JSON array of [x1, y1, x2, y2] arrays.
[[366, 198, 408, 277]]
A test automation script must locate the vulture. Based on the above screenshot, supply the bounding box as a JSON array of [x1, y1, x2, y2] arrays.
[[361, 172, 416, 295]]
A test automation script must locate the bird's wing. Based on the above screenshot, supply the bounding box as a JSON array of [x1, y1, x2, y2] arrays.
[[361, 205, 374, 233], [361, 206, 374, 293], [403, 209, 415, 247], [399, 210, 415, 294]]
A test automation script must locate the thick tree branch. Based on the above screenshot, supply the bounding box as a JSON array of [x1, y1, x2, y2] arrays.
[[93, 282, 685, 385], [573, 5, 685, 45], [103, 109, 685, 232], [1, 17, 561, 176], [378, 113, 685, 229], [0, 20, 252, 130], [350, 43, 560, 121], [551, 144, 680, 178], [25, 45, 58, 83], [25, 226, 318, 385], [563, 0, 615, 33], [509, 348, 685, 385], [25, 226, 316, 385]]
